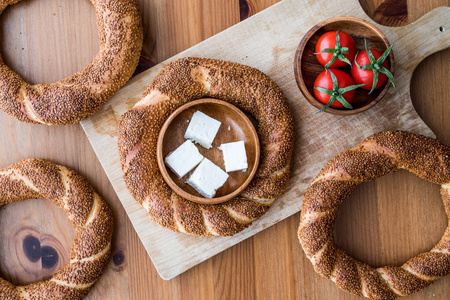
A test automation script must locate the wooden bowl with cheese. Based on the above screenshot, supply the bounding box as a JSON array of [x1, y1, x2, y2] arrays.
[[157, 98, 260, 205]]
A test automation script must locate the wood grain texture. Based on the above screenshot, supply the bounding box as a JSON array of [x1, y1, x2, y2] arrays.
[[359, 0, 408, 26], [0, 0, 448, 299], [81, 0, 449, 280], [0, 198, 75, 285]]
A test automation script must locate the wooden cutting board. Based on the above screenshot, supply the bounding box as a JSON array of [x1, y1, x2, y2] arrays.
[[80, 0, 450, 280]]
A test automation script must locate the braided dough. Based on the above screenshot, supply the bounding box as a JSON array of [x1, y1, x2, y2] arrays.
[[0, 0, 143, 125], [298, 131, 450, 299], [0, 159, 113, 299], [118, 57, 294, 236]]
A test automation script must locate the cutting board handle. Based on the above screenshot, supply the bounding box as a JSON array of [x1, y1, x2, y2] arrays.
[[391, 6, 450, 72]]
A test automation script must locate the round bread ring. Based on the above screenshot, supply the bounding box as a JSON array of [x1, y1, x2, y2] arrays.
[[0, 0, 143, 125], [0, 159, 114, 299], [118, 57, 294, 236], [298, 131, 450, 299]]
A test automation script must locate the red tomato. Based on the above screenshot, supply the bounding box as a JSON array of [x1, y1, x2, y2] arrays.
[[351, 49, 389, 90], [313, 69, 358, 109], [315, 31, 356, 68]]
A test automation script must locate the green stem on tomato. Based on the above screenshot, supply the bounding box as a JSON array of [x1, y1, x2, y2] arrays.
[[314, 96, 336, 114], [313, 70, 366, 114], [314, 31, 352, 69], [355, 39, 395, 93]]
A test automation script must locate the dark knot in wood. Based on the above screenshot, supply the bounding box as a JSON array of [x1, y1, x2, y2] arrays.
[[23, 235, 40, 263], [239, 0, 250, 21], [41, 246, 58, 269], [22, 234, 58, 269], [113, 250, 125, 266]]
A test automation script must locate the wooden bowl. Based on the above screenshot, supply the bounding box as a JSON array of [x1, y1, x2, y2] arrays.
[[294, 16, 394, 115], [157, 98, 260, 205]]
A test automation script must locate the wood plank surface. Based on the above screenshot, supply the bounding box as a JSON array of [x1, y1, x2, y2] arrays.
[[0, 0, 449, 299], [80, 0, 449, 280]]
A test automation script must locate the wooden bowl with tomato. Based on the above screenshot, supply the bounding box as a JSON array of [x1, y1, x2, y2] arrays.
[[294, 16, 395, 115]]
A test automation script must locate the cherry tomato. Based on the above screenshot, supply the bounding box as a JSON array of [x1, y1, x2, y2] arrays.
[[315, 31, 356, 68], [313, 69, 360, 109], [351, 49, 389, 90]]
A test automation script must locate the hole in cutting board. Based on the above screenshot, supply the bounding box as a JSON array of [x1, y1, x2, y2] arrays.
[[335, 170, 447, 267], [358, 0, 408, 27], [0, 0, 99, 85], [410, 49, 450, 145], [0, 198, 75, 285]]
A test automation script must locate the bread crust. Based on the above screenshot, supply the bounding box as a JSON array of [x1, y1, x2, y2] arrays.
[[118, 57, 294, 236], [298, 131, 450, 299], [0, 159, 114, 299], [0, 0, 143, 125]]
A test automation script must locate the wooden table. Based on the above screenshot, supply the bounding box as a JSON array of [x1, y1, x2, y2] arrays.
[[0, 0, 449, 299]]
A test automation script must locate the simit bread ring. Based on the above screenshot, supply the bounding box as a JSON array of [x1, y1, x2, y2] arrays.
[[0, 159, 113, 299], [0, 0, 143, 125], [118, 57, 294, 236], [298, 131, 450, 299]]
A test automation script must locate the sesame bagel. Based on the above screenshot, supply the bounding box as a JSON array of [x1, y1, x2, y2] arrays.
[[0, 0, 143, 125], [118, 57, 294, 236], [298, 131, 450, 299], [0, 159, 114, 299]]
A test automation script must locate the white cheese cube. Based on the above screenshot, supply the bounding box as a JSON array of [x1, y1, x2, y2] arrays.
[[220, 141, 248, 172], [184, 111, 221, 149], [165, 140, 204, 178], [187, 158, 229, 198]]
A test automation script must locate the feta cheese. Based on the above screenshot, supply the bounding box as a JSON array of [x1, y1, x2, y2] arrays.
[[184, 111, 221, 149], [220, 141, 248, 172], [187, 158, 229, 198], [165, 140, 204, 178]]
